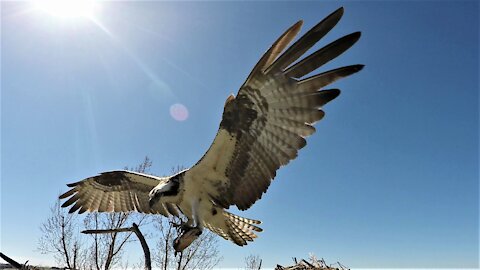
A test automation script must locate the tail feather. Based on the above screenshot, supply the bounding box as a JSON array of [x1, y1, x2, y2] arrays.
[[222, 211, 263, 246]]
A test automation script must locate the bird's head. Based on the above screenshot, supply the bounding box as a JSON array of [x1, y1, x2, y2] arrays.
[[149, 179, 179, 207]]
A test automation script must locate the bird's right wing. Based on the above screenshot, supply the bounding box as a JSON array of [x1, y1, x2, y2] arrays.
[[59, 170, 170, 216], [188, 7, 362, 211]]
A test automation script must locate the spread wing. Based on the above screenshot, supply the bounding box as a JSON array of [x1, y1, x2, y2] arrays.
[[59, 170, 170, 216], [187, 7, 363, 210]]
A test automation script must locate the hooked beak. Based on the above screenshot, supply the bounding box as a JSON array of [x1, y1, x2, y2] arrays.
[[149, 189, 161, 208]]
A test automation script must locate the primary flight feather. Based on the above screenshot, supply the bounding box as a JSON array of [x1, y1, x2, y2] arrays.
[[60, 7, 363, 247]]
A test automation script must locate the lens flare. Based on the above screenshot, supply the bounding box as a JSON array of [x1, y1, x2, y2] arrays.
[[170, 103, 189, 122]]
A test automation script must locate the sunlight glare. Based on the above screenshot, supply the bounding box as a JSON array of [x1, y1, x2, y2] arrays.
[[170, 103, 189, 122], [33, 0, 98, 19]]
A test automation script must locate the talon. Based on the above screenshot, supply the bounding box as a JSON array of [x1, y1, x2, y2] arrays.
[[169, 220, 182, 228], [170, 220, 192, 233], [180, 223, 192, 232]]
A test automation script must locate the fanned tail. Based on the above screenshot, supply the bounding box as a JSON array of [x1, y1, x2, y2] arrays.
[[224, 211, 263, 246], [205, 210, 263, 246]]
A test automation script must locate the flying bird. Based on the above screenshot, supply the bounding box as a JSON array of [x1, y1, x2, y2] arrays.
[[59, 7, 363, 248]]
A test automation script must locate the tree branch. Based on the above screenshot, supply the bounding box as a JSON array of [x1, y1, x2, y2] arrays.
[[132, 223, 151, 270], [82, 228, 132, 234], [0, 252, 33, 269], [81, 223, 151, 270]]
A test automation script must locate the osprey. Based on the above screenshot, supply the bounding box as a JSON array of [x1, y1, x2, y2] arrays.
[[59, 7, 363, 248]]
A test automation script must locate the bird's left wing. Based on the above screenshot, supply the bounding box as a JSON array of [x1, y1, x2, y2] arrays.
[[59, 170, 170, 216], [186, 7, 363, 210]]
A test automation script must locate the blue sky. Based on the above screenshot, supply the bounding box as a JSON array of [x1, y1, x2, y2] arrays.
[[1, 1, 478, 268]]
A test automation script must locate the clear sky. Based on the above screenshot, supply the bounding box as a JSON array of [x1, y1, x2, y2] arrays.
[[1, 1, 478, 269]]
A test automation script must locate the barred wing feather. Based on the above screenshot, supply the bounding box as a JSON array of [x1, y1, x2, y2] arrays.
[[59, 170, 170, 216], [188, 7, 363, 210]]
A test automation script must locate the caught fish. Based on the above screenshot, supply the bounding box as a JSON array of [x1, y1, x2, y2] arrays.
[[173, 226, 202, 254]]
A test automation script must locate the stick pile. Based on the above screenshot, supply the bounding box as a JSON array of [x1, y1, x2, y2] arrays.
[[275, 257, 349, 270]]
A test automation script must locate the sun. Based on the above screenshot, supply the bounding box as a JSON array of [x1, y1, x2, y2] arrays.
[[33, 0, 99, 19]]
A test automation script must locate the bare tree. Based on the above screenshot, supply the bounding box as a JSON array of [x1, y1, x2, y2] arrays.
[[153, 216, 221, 270], [82, 212, 147, 270], [38, 198, 84, 269], [38, 158, 221, 269], [153, 215, 176, 270], [38, 157, 152, 269], [82, 222, 151, 270], [82, 157, 152, 270], [244, 254, 262, 270]]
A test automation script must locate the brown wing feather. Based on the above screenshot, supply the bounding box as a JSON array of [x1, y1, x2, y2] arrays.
[[190, 7, 363, 210], [244, 20, 303, 86], [59, 170, 170, 216]]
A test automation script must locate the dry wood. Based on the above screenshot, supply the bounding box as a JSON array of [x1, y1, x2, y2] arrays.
[[82, 222, 151, 270], [0, 252, 35, 269], [275, 257, 349, 270]]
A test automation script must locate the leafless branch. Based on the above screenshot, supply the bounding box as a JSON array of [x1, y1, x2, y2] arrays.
[[82, 222, 151, 270], [0, 252, 36, 269], [244, 254, 262, 270]]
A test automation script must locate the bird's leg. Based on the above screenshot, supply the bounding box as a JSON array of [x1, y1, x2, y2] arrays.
[[171, 201, 199, 229], [172, 198, 204, 254], [190, 198, 203, 230], [186, 216, 195, 228]]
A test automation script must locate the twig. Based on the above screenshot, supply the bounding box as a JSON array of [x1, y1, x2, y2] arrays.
[[82, 227, 132, 234], [0, 252, 32, 269]]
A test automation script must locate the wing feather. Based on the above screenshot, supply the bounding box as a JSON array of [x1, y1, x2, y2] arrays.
[[268, 89, 341, 109], [284, 32, 361, 78], [297, 65, 364, 92], [69, 202, 82, 214], [271, 107, 325, 123], [59, 170, 169, 216], [244, 20, 303, 85], [269, 117, 316, 137], [188, 7, 363, 210], [265, 7, 344, 73], [78, 206, 88, 215]]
